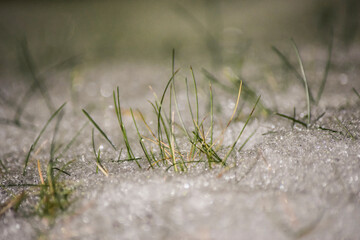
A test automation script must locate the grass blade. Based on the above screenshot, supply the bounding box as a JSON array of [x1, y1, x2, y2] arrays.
[[0, 159, 8, 173], [238, 129, 257, 152], [316, 36, 333, 104], [23, 103, 66, 176], [223, 96, 260, 164], [82, 109, 117, 150], [113, 87, 140, 168], [275, 112, 307, 127], [353, 88, 360, 99], [130, 108, 153, 168], [209, 83, 214, 146], [291, 39, 311, 126], [56, 122, 88, 159], [272, 45, 315, 103], [50, 110, 64, 163], [20, 38, 54, 113]]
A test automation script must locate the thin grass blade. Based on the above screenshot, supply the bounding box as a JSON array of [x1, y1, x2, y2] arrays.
[[291, 39, 311, 126], [23, 103, 66, 176], [82, 109, 117, 150]]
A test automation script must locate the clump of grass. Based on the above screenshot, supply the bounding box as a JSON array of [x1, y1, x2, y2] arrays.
[[1, 103, 80, 224], [272, 36, 333, 107], [30, 104, 75, 223], [273, 39, 336, 131], [82, 53, 259, 172]]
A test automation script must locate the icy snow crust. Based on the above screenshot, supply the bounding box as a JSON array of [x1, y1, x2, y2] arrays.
[[1, 57, 360, 240]]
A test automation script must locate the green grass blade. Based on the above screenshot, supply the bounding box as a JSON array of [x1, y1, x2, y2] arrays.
[[190, 66, 199, 126], [130, 108, 152, 168], [275, 112, 307, 127], [82, 109, 117, 150], [353, 88, 360, 99], [209, 83, 214, 146], [50, 110, 64, 163], [169, 49, 175, 126], [13, 82, 37, 126], [0, 159, 8, 173], [291, 39, 311, 126], [91, 128, 99, 173], [173, 78, 191, 140], [316, 36, 333, 104], [272, 45, 315, 103], [56, 122, 88, 159], [55, 159, 76, 179], [52, 167, 70, 176], [185, 78, 195, 122], [292, 107, 296, 129], [23, 103, 66, 176], [238, 129, 257, 152], [223, 96, 260, 164], [20, 38, 54, 113], [113, 87, 140, 168], [156, 69, 180, 165], [336, 117, 355, 140]]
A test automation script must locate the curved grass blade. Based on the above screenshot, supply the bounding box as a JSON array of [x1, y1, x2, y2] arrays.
[[56, 122, 88, 159], [130, 108, 153, 168], [238, 129, 257, 152], [23, 103, 66, 176], [316, 36, 333, 104], [291, 39, 311, 126], [353, 88, 360, 99], [82, 109, 117, 150], [0, 159, 8, 173], [50, 109, 64, 163], [223, 96, 260, 164], [272, 45, 315, 103], [113, 87, 140, 168], [156, 69, 180, 166], [275, 112, 307, 127]]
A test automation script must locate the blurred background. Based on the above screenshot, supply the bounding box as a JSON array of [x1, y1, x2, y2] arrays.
[[0, 0, 359, 73]]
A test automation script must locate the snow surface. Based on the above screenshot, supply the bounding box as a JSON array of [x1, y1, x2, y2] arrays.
[[1, 49, 360, 240]]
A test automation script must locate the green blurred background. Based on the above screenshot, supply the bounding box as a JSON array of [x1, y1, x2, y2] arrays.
[[0, 0, 359, 72]]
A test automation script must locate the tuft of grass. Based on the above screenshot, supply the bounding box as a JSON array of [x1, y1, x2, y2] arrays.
[[136, 66, 258, 171], [80, 53, 259, 172], [274, 38, 335, 130], [3, 104, 75, 223], [34, 105, 73, 223], [272, 36, 334, 106]]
